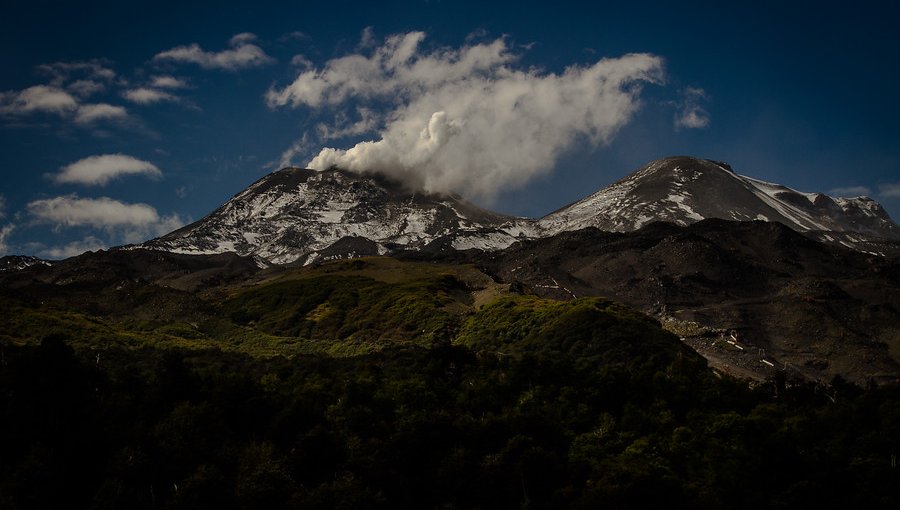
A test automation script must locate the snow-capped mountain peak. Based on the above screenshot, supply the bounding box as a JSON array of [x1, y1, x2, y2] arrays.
[[140, 157, 898, 265], [538, 156, 898, 251], [146, 167, 536, 265]]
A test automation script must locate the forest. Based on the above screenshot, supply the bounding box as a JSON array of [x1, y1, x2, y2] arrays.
[[2, 299, 899, 508]]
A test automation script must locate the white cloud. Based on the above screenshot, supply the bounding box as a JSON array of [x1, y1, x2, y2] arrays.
[[122, 87, 179, 104], [28, 195, 161, 228], [829, 185, 872, 197], [67, 79, 106, 98], [27, 194, 184, 244], [74, 103, 129, 124], [290, 54, 313, 69], [54, 154, 162, 186], [1, 84, 130, 128], [149, 75, 189, 89], [36, 60, 116, 87], [358, 26, 376, 49], [0, 60, 124, 125], [229, 32, 258, 46], [0, 85, 78, 115], [675, 87, 710, 129], [38, 236, 108, 259], [269, 32, 664, 199], [315, 107, 378, 141], [880, 183, 900, 198], [153, 33, 274, 70]]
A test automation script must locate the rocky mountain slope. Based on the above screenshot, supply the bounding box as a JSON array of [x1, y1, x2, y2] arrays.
[[540, 156, 899, 254], [140, 157, 899, 265], [17, 155, 893, 382], [145, 167, 535, 265], [474, 219, 900, 384], [0, 255, 51, 272]]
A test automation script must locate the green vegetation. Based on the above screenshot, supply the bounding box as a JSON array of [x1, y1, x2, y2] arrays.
[[0, 259, 483, 357], [1, 258, 898, 508], [222, 272, 465, 346], [457, 296, 686, 366]]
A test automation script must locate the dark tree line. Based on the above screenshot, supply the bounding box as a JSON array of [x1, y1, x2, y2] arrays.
[[1, 334, 899, 509]]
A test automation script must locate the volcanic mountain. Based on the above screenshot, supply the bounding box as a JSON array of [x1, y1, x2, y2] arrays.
[[540, 156, 899, 254], [8, 156, 900, 384], [146, 167, 535, 265], [142, 156, 899, 264]]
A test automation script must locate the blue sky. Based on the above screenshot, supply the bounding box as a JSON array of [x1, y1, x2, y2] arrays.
[[2, 0, 899, 258]]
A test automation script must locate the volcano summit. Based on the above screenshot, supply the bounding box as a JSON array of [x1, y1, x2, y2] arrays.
[[143, 157, 899, 265], [147, 167, 536, 265]]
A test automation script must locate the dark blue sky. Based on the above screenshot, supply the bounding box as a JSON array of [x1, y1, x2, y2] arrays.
[[2, 0, 898, 257]]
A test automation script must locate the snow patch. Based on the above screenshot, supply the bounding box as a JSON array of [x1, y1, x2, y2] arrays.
[[666, 194, 705, 221]]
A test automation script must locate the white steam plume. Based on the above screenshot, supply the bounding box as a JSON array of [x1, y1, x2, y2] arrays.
[[268, 31, 664, 199]]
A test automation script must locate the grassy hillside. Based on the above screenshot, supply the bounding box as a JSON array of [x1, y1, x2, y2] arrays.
[[0, 258, 499, 357]]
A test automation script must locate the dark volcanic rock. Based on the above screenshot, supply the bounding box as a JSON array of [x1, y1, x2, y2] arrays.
[[0, 255, 51, 272]]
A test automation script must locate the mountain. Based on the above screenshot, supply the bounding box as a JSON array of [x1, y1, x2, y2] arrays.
[[0, 255, 51, 272], [145, 167, 535, 265], [3, 163, 899, 509], [141, 156, 898, 265], [539, 156, 900, 254]]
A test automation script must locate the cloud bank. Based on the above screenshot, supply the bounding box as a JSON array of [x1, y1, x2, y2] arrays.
[[29, 195, 161, 227], [268, 31, 664, 199], [1, 84, 130, 127], [0, 85, 78, 115], [36, 60, 116, 86], [27, 194, 184, 244], [154, 33, 274, 71], [54, 154, 162, 186]]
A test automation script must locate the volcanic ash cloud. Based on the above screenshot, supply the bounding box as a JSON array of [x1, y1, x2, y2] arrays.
[[268, 32, 664, 200]]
